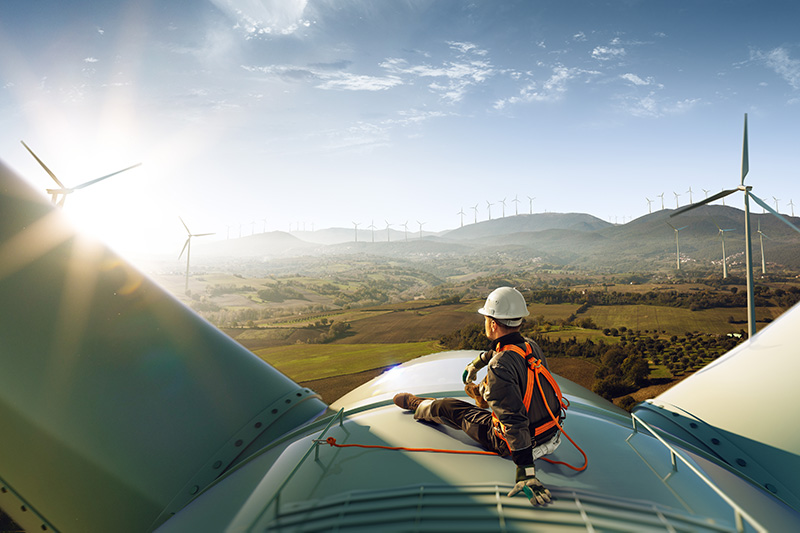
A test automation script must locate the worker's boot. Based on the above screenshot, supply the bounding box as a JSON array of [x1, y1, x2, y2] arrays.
[[393, 392, 433, 412]]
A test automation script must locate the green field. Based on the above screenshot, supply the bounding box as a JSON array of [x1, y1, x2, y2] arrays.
[[253, 341, 445, 382], [583, 304, 780, 335]]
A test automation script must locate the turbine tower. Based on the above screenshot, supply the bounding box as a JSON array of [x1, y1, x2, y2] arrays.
[[21, 140, 141, 207], [417, 220, 425, 239], [673, 191, 681, 209], [686, 187, 693, 204], [178, 217, 214, 294], [486, 200, 493, 220], [789, 199, 796, 217], [757, 219, 770, 274], [671, 113, 800, 337], [499, 197, 507, 217], [457, 208, 465, 228], [527, 196, 536, 214], [471, 203, 479, 224], [712, 220, 735, 279], [385, 220, 392, 242], [402, 220, 409, 241], [512, 195, 520, 215], [646, 197, 653, 214], [352, 221, 360, 242], [773, 196, 780, 212], [666, 222, 687, 270], [368, 220, 376, 243]]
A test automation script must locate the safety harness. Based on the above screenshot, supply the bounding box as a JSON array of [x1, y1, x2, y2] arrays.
[[490, 342, 567, 445]]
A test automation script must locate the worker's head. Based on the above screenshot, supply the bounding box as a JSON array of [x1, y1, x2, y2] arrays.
[[478, 287, 529, 339]]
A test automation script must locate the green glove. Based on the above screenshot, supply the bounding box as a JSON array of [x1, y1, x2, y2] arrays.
[[507, 465, 551, 506]]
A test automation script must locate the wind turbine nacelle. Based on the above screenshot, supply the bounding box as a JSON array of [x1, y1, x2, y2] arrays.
[[0, 159, 328, 532]]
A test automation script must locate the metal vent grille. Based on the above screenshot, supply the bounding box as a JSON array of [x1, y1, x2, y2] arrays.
[[265, 485, 741, 532]]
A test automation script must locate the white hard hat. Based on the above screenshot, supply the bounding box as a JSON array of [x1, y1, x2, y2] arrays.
[[478, 287, 529, 326]]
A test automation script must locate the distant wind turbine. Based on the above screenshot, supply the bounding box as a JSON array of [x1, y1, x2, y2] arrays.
[[21, 140, 141, 207], [658, 192, 665, 210], [671, 113, 800, 337], [757, 219, 770, 274], [527, 196, 536, 215], [417, 220, 425, 239], [457, 208, 465, 228], [385, 220, 392, 242], [686, 187, 694, 204], [262, 218, 267, 233], [666, 222, 688, 270], [352, 221, 360, 242], [773, 196, 780, 213], [673, 191, 681, 209], [789, 199, 796, 217], [646, 197, 653, 214], [702, 188, 711, 198], [512, 195, 520, 215], [178, 217, 214, 294], [499, 197, 507, 217], [486, 200, 493, 220], [402, 221, 409, 241], [368, 220, 376, 243], [712, 219, 735, 279]]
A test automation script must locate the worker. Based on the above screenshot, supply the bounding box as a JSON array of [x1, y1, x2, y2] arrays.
[[393, 286, 562, 506]]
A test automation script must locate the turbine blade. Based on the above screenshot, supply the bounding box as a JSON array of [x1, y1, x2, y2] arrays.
[[179, 238, 190, 260], [73, 163, 142, 190], [748, 192, 800, 236], [670, 188, 738, 217], [194, 232, 215, 237], [179, 216, 191, 235], [741, 113, 749, 185], [20, 140, 65, 188]]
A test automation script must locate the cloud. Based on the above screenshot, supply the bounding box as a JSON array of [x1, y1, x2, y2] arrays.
[[620, 73, 662, 88], [378, 41, 496, 103], [84, 57, 99, 63], [210, 0, 311, 37], [573, 32, 586, 42], [494, 65, 599, 109], [751, 47, 800, 90], [619, 92, 700, 118], [592, 46, 626, 61], [241, 64, 402, 91]]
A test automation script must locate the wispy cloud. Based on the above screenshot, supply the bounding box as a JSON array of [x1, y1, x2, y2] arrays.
[[494, 65, 600, 109], [241, 64, 403, 91], [379, 41, 496, 103], [751, 47, 800, 90], [620, 73, 662, 88], [592, 45, 626, 61], [210, 0, 311, 37], [619, 92, 700, 118], [84, 57, 99, 63]]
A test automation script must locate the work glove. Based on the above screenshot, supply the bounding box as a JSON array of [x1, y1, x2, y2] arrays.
[[462, 362, 479, 384], [462, 352, 488, 383], [507, 465, 551, 506]]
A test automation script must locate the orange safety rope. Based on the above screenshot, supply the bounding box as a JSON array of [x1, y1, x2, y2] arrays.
[[320, 433, 588, 472]]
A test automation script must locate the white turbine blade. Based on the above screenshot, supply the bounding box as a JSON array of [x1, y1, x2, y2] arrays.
[[193, 232, 215, 237], [179, 216, 191, 234], [748, 192, 800, 236], [179, 237, 190, 260], [73, 163, 142, 190], [21, 140, 65, 188], [741, 113, 749, 185], [671, 188, 738, 217]]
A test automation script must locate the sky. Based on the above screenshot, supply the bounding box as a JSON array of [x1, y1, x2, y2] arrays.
[[2, 0, 800, 260]]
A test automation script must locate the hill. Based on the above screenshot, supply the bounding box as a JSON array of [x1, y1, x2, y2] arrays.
[[184, 206, 800, 273]]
